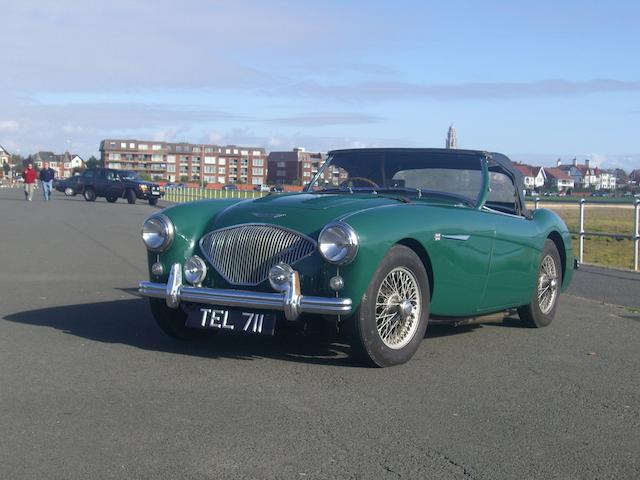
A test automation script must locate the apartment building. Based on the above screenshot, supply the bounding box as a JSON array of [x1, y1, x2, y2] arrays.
[[99, 139, 268, 185], [267, 148, 346, 186]]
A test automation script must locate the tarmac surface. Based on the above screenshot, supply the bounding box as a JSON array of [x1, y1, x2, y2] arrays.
[[1, 187, 638, 480]]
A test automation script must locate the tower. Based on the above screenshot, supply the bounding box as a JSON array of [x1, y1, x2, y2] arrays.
[[446, 125, 458, 149]]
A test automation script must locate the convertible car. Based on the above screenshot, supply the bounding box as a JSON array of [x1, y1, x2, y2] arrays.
[[138, 148, 573, 367]]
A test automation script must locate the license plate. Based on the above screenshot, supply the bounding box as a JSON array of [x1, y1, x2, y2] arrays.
[[151, 190, 160, 196], [185, 307, 276, 336]]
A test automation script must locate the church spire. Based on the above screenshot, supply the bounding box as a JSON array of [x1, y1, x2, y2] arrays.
[[446, 124, 458, 149]]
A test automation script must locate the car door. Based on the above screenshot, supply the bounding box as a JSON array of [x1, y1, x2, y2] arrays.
[[479, 171, 539, 310], [104, 170, 122, 198]]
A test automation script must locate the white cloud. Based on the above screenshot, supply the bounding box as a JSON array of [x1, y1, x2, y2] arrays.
[[0, 120, 20, 131]]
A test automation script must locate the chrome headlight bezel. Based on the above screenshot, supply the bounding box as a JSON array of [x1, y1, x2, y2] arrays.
[[318, 222, 359, 265], [141, 214, 175, 252]]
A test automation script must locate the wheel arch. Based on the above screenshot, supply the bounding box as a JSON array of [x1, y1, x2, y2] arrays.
[[397, 238, 434, 300], [547, 231, 566, 285]]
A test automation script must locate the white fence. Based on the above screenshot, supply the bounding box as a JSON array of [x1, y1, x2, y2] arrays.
[[164, 187, 267, 203]]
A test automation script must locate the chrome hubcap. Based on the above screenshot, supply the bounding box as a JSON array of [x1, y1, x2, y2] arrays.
[[375, 267, 421, 349], [538, 254, 559, 315]]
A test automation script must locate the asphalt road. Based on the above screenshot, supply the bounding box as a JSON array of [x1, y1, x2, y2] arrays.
[[1, 187, 638, 480]]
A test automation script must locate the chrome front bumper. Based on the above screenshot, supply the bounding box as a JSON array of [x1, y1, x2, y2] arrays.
[[138, 264, 353, 321]]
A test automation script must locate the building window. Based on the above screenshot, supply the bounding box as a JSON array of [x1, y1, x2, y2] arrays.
[[303, 163, 311, 169], [218, 167, 225, 174], [277, 162, 285, 168], [129, 143, 135, 148], [152, 144, 162, 150], [109, 142, 116, 147], [252, 168, 263, 176], [252, 177, 263, 185], [205, 147, 214, 153], [167, 155, 176, 162], [252, 150, 262, 156], [233, 149, 238, 154], [167, 164, 176, 173], [253, 158, 264, 167], [109, 153, 120, 160], [277, 170, 286, 176], [218, 176, 226, 183], [121, 142, 127, 148], [204, 156, 216, 164], [303, 172, 311, 177], [204, 166, 216, 174], [241, 150, 248, 155], [193, 146, 200, 153], [225, 149, 231, 154], [218, 158, 226, 165], [152, 154, 163, 162]]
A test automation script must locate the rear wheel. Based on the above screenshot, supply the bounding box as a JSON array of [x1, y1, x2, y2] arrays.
[[518, 239, 562, 328], [106, 196, 117, 203], [83, 188, 96, 202], [347, 245, 430, 367], [149, 299, 215, 340], [148, 197, 158, 206], [126, 189, 137, 204]]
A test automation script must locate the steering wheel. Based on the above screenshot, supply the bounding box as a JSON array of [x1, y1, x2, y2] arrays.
[[340, 177, 380, 189]]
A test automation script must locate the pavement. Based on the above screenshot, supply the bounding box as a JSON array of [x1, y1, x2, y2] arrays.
[[0, 188, 638, 480]]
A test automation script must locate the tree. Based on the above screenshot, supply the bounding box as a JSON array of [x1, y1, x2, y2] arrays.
[[180, 175, 189, 183], [85, 156, 100, 169]]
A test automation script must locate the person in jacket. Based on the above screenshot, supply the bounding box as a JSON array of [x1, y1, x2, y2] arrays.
[[22, 163, 37, 201], [39, 162, 56, 201]]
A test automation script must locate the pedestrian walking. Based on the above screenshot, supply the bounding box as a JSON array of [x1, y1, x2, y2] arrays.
[[22, 163, 37, 201], [39, 162, 55, 201]]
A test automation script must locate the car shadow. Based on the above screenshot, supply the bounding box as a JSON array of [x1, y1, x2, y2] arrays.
[[3, 298, 515, 367]]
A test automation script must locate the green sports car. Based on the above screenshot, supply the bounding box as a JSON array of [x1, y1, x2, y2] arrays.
[[138, 148, 573, 367]]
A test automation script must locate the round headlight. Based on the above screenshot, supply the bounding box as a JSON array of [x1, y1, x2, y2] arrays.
[[269, 263, 293, 292], [141, 214, 174, 252], [318, 222, 358, 265], [184, 255, 207, 285]]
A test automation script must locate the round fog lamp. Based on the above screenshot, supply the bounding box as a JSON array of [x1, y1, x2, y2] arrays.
[[329, 275, 344, 291], [151, 262, 164, 276], [184, 255, 207, 285], [269, 263, 293, 292]]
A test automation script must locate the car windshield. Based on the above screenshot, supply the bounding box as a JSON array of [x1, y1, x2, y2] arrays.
[[306, 150, 485, 206], [118, 171, 140, 181]]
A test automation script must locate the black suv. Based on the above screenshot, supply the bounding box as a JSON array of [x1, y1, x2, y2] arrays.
[[79, 168, 164, 205]]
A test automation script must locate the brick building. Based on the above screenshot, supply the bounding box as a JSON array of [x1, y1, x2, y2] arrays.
[[0, 145, 11, 178], [267, 148, 346, 186], [29, 151, 85, 178], [100, 139, 268, 185]]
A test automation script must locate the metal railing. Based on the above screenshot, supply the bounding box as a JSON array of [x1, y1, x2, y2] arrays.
[[163, 187, 267, 203], [534, 198, 640, 271]]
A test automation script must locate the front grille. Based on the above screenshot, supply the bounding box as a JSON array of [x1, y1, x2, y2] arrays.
[[199, 224, 316, 286]]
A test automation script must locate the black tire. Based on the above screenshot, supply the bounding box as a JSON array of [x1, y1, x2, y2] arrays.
[[126, 189, 137, 204], [83, 188, 96, 202], [518, 239, 562, 328], [148, 197, 158, 206], [346, 245, 430, 367], [148, 299, 215, 340], [106, 196, 117, 203]]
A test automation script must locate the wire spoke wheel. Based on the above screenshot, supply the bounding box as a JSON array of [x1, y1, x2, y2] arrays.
[[537, 254, 558, 315], [375, 267, 421, 349]]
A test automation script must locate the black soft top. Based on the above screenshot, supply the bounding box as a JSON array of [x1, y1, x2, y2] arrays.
[[327, 148, 526, 213]]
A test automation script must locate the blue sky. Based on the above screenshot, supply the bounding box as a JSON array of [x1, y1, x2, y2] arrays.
[[1, 0, 639, 168]]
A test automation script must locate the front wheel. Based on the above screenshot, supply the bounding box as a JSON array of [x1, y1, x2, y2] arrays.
[[64, 187, 75, 196], [347, 245, 430, 367], [518, 239, 562, 328], [149, 299, 215, 340]]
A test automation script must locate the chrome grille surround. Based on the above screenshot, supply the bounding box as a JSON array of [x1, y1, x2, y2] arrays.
[[199, 223, 317, 286]]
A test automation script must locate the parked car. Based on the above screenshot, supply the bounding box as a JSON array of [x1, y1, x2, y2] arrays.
[[138, 148, 574, 367], [222, 184, 237, 191], [55, 175, 83, 196], [253, 184, 271, 192], [270, 185, 284, 193], [79, 168, 164, 205]]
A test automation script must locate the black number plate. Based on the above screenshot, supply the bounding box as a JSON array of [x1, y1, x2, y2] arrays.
[[185, 307, 276, 336]]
